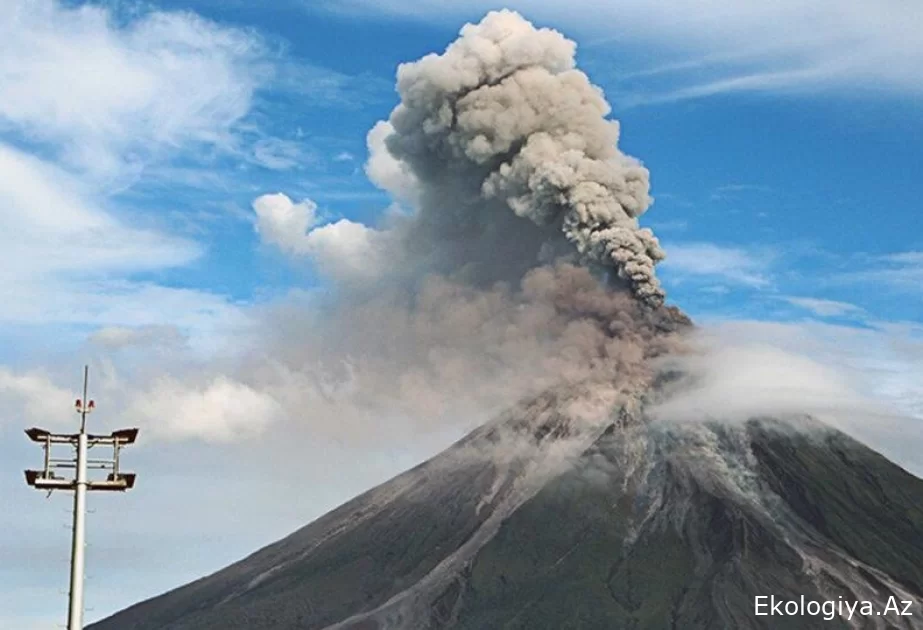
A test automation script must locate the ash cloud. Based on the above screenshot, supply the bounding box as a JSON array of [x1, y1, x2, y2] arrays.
[[235, 10, 689, 444], [252, 264, 687, 442], [380, 9, 666, 304]]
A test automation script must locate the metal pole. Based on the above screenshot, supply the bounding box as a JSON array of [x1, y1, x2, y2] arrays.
[[67, 366, 90, 630], [67, 432, 87, 630]]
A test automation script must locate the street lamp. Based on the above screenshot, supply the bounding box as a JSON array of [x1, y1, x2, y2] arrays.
[[23, 366, 139, 630]]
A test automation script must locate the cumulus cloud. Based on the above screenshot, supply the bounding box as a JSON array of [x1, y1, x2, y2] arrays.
[[301, 219, 389, 280], [252, 193, 390, 281], [253, 193, 319, 255], [364, 121, 419, 203]]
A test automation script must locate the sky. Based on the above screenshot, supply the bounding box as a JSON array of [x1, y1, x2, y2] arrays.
[[1, 0, 922, 627]]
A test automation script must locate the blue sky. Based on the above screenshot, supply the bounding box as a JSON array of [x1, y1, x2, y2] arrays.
[[1, 1, 922, 627]]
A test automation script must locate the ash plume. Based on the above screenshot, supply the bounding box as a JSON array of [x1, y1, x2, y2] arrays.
[[381, 9, 667, 305], [166, 10, 690, 446], [255, 264, 689, 442]]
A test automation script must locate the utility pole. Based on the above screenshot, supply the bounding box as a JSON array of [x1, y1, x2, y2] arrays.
[[23, 366, 139, 630]]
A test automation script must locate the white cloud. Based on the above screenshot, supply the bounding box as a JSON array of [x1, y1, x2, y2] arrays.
[[126, 375, 281, 442], [0, 367, 73, 427], [253, 193, 319, 255], [651, 319, 923, 473], [0, 0, 267, 179], [0, 2, 273, 354], [0, 146, 200, 279], [886, 252, 923, 266], [869, 252, 923, 295], [253, 192, 389, 281], [0, 145, 248, 355], [324, 1, 923, 102], [845, 251, 923, 293], [2, 281, 248, 350], [782, 296, 864, 318], [653, 341, 863, 421], [88, 325, 188, 350], [660, 242, 772, 287], [251, 137, 309, 170], [0, 146, 249, 349], [302, 219, 387, 280], [0, 354, 280, 442], [709, 183, 771, 201], [684, 319, 923, 422], [364, 121, 419, 203]]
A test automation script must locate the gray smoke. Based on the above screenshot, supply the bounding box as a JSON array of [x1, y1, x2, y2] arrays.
[[381, 9, 666, 305], [234, 10, 690, 446], [255, 264, 688, 442]]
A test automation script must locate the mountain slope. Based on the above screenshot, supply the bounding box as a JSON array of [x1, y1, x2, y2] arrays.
[[89, 391, 923, 630]]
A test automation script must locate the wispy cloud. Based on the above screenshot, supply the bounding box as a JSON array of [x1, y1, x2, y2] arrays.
[[250, 137, 314, 170], [660, 241, 774, 288], [1, 0, 271, 181], [0, 146, 200, 279], [0, 1, 377, 357], [709, 183, 771, 201], [838, 251, 923, 294], [322, 0, 923, 104], [0, 143, 247, 352], [781, 296, 865, 318], [1, 0, 380, 190], [272, 59, 392, 107]]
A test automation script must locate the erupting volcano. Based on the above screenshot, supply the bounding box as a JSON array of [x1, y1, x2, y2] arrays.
[[90, 10, 923, 630]]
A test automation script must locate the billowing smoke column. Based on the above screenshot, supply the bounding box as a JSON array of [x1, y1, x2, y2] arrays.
[[239, 10, 691, 447], [382, 9, 666, 306]]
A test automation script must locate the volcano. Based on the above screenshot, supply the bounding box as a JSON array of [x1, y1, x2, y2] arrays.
[[86, 11, 923, 629], [89, 380, 923, 630]]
